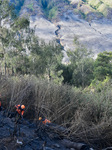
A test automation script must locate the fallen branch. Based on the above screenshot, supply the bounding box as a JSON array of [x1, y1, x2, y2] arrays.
[[61, 139, 91, 150]]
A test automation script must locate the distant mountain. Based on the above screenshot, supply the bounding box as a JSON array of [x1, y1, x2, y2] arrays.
[[10, 0, 112, 62]]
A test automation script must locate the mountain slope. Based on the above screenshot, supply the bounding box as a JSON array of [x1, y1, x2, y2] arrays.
[[11, 0, 112, 61]]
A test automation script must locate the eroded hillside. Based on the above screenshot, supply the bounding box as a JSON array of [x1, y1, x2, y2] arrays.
[[11, 0, 112, 61]]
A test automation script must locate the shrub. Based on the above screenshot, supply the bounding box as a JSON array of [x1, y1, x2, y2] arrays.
[[1, 75, 112, 148], [27, 3, 34, 11]]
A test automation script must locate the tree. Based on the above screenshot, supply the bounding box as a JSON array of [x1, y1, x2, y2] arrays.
[[39, 0, 58, 19], [71, 57, 94, 88], [0, 0, 15, 26], [66, 39, 94, 88], [0, 28, 9, 75], [30, 39, 64, 83], [0, 0, 16, 75], [0, 0, 62, 82], [94, 51, 112, 81], [44, 41, 63, 83], [12, 17, 29, 30], [10, 0, 25, 16], [6, 17, 31, 75], [0, 14, 30, 75], [58, 63, 73, 85]]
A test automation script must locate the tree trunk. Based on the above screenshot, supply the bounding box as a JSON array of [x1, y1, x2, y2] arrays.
[[5, 62, 6, 76]]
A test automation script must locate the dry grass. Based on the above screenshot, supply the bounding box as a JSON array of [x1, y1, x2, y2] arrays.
[[0, 75, 112, 149]]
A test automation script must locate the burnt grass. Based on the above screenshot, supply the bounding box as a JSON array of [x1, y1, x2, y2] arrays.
[[0, 110, 91, 150], [0, 110, 67, 150]]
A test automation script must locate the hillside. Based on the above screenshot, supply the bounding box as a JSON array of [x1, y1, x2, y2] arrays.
[[10, 0, 112, 62], [70, 0, 112, 20], [0, 75, 112, 150], [1, 1, 112, 149]]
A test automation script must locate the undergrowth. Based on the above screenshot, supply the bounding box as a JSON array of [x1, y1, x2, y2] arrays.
[[0, 75, 112, 149]]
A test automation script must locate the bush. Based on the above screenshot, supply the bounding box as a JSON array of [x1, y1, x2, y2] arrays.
[[0, 75, 85, 122], [39, 0, 58, 19], [1, 75, 112, 148], [27, 3, 34, 11], [48, 7, 57, 19]]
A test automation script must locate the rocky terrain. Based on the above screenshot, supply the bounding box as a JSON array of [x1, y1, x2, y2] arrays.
[[18, 0, 112, 62]]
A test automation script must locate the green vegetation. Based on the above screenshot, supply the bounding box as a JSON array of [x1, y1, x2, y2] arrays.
[[65, 40, 94, 88], [1, 1, 112, 148], [79, 10, 87, 19], [94, 51, 112, 81], [97, 3, 108, 17], [63, 0, 70, 4], [0, 10, 112, 88], [13, 17, 30, 30], [102, 0, 112, 7], [39, 0, 58, 19], [0, 9, 63, 83], [87, 0, 103, 9], [10, 0, 25, 16], [75, 0, 112, 20], [0, 1, 112, 88], [0, 0, 15, 20], [48, 7, 58, 19], [27, 3, 34, 11], [86, 0, 110, 17], [82, 0, 87, 2]]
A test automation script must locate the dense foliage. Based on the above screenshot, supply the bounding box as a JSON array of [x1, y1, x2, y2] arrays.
[[39, 0, 58, 19], [0, 0, 112, 88], [10, 0, 25, 16], [94, 51, 112, 81]]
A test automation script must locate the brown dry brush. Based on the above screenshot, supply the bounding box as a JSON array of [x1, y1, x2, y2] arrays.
[[0, 75, 112, 148], [69, 86, 112, 149]]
